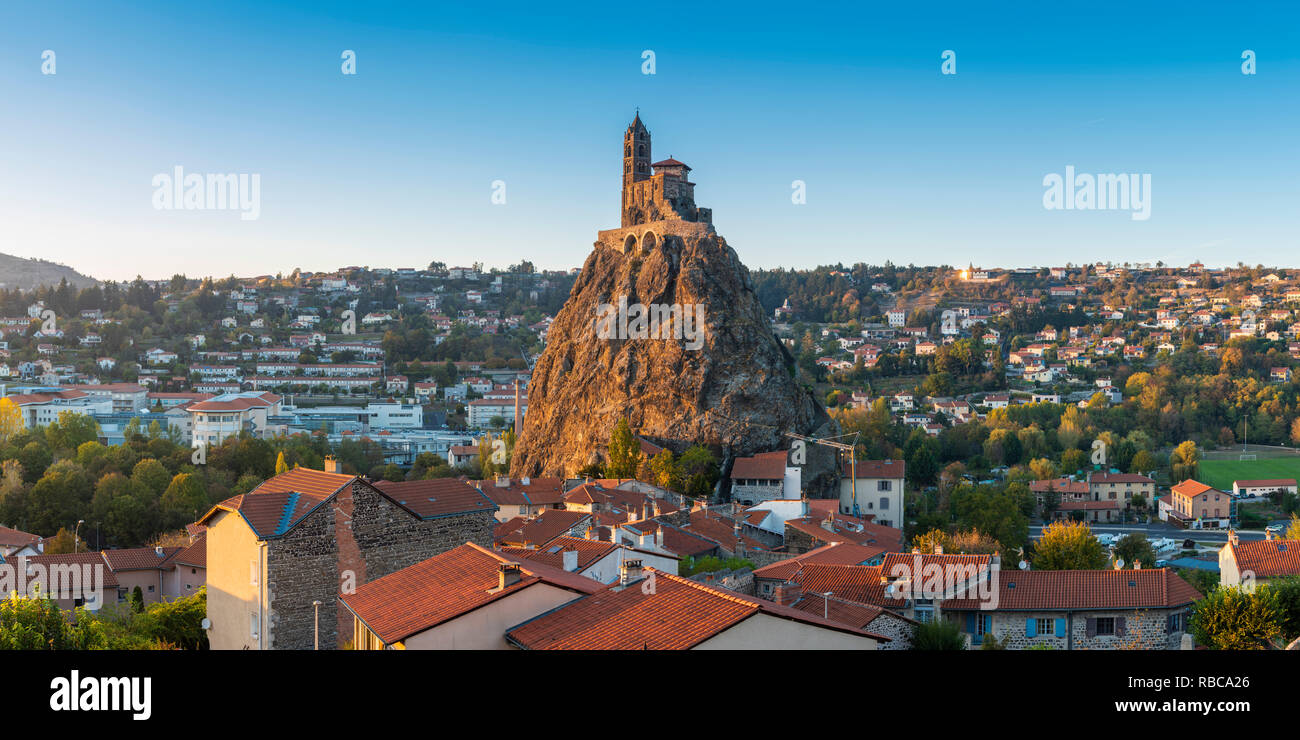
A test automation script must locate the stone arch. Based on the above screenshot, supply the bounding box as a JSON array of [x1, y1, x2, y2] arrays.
[[623, 234, 638, 253], [640, 231, 658, 255]]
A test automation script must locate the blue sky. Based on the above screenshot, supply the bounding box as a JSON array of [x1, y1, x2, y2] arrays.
[[0, 1, 1296, 281]]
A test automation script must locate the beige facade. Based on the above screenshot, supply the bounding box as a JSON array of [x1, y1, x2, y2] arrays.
[[692, 613, 878, 650], [205, 509, 267, 651]]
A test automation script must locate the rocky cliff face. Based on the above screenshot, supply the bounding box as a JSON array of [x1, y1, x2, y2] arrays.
[[510, 221, 840, 495]]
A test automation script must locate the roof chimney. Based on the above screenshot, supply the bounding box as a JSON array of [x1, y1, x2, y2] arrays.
[[1228, 529, 1239, 546], [619, 559, 643, 586], [495, 474, 510, 487], [1264, 529, 1275, 541], [323, 455, 342, 474], [1134, 560, 1142, 570], [561, 548, 578, 572], [772, 580, 803, 606], [154, 546, 164, 557], [497, 562, 522, 590]]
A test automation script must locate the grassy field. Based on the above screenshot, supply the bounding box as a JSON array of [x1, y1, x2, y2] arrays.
[[1199, 457, 1300, 492]]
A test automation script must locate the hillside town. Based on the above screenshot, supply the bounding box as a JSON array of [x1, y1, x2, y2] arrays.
[[5, 256, 1300, 652]]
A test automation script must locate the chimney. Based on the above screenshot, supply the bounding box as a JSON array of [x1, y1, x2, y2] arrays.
[[561, 548, 578, 572], [935, 545, 944, 555], [1265, 529, 1274, 541], [323, 455, 342, 474], [1228, 529, 1239, 546], [521, 476, 530, 486], [495, 474, 510, 487], [1134, 560, 1142, 570], [772, 580, 802, 606], [655, 527, 664, 549], [497, 562, 522, 590], [154, 546, 164, 557], [620, 559, 643, 586]]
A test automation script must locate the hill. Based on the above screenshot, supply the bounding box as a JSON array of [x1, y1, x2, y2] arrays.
[[0, 253, 101, 291]]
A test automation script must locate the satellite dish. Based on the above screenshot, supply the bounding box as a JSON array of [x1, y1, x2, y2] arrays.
[[1018, 560, 1029, 571], [201, 618, 212, 630], [1114, 558, 1125, 570]]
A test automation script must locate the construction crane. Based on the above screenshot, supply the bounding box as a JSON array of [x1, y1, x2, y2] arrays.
[[783, 431, 862, 518]]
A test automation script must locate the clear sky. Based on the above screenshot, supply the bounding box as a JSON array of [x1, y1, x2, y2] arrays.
[[0, 1, 1296, 281]]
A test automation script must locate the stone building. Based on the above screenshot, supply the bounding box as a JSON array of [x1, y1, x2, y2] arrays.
[[200, 462, 496, 650], [621, 113, 711, 228]]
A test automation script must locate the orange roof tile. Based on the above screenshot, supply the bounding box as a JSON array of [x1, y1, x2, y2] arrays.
[[338, 542, 601, 644], [505, 569, 887, 650], [1227, 538, 1300, 578]]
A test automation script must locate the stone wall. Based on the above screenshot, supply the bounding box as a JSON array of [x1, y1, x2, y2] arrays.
[[988, 608, 1184, 651], [266, 480, 497, 650], [867, 612, 914, 650], [783, 524, 825, 555], [691, 567, 754, 595]]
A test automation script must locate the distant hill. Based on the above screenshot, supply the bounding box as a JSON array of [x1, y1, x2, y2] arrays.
[[0, 253, 101, 291]]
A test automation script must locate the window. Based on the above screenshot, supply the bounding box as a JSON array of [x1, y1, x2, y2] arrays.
[[1036, 618, 1053, 636], [879, 497, 890, 510], [1095, 617, 1115, 636], [877, 480, 891, 491], [147, 585, 154, 592], [250, 613, 260, 638], [250, 560, 259, 586]]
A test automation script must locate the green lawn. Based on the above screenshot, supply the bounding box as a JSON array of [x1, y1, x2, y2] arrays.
[[1199, 457, 1300, 492]]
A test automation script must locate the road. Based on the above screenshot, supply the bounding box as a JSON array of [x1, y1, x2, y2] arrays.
[[1028, 522, 1269, 544]]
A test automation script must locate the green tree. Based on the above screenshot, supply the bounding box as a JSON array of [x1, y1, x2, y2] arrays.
[[912, 618, 966, 650], [1114, 533, 1157, 569], [1032, 520, 1107, 570], [1170, 440, 1200, 483], [0, 593, 107, 649], [605, 418, 642, 478], [1189, 585, 1282, 650], [160, 473, 208, 530]]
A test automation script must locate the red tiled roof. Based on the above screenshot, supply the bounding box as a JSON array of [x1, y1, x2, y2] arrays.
[[785, 516, 904, 550], [496, 509, 591, 549], [941, 569, 1202, 611], [102, 546, 183, 571], [172, 534, 207, 569], [1226, 538, 1300, 578], [841, 460, 906, 479], [1234, 479, 1297, 488], [789, 564, 891, 607], [730, 451, 787, 480], [1089, 473, 1155, 484], [338, 542, 602, 645], [197, 467, 357, 538], [650, 158, 689, 169], [498, 535, 616, 572], [474, 477, 566, 507], [754, 542, 889, 581], [1030, 478, 1090, 495], [1171, 479, 1216, 498], [621, 520, 718, 557], [505, 569, 885, 650], [188, 391, 280, 411], [373, 478, 497, 519], [0, 524, 40, 549], [788, 592, 894, 629], [22, 552, 119, 588]]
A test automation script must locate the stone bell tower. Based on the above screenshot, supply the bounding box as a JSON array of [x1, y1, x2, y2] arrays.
[[622, 113, 651, 227]]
